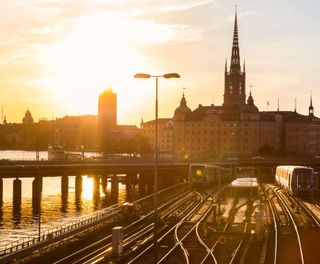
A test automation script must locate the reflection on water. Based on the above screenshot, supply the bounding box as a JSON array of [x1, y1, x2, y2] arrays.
[[0, 175, 139, 246]]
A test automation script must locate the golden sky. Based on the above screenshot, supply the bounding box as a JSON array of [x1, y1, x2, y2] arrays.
[[1, 0, 320, 124]]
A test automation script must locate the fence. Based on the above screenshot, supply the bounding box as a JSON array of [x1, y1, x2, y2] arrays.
[[0, 182, 187, 260]]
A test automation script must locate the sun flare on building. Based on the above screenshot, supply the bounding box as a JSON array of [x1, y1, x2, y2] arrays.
[[39, 16, 161, 116]]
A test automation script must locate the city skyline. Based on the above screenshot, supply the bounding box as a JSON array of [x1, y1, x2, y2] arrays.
[[1, 1, 320, 124]]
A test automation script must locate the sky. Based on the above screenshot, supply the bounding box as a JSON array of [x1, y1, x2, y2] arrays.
[[1, 0, 320, 125]]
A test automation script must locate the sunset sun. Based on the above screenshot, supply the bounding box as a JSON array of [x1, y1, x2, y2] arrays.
[[41, 19, 145, 115]]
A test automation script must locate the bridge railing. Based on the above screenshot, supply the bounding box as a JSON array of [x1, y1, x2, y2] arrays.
[[0, 182, 188, 259], [0, 202, 122, 257]]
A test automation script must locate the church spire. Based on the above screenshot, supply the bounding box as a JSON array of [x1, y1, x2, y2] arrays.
[[230, 6, 241, 72], [223, 6, 246, 107], [309, 91, 314, 116], [180, 87, 187, 106]]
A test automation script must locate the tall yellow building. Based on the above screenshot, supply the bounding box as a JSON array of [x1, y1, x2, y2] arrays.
[[141, 10, 320, 161]]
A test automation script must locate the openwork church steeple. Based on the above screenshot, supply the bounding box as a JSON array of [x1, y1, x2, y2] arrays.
[[223, 7, 246, 107], [230, 8, 241, 73]]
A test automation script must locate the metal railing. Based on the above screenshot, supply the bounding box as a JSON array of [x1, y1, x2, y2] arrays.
[[0, 203, 122, 257], [0, 182, 187, 260]]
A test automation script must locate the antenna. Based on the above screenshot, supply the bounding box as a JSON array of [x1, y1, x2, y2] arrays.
[[1, 106, 3, 124]]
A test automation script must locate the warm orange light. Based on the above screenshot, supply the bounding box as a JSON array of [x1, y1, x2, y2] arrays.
[[82, 175, 94, 200]]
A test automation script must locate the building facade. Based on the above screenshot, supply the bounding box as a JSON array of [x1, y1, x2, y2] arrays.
[[98, 88, 117, 131], [141, 10, 320, 161]]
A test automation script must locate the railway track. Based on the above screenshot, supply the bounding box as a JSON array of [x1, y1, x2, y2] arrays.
[[264, 184, 320, 264], [201, 196, 259, 264], [44, 189, 198, 264], [130, 186, 257, 264], [127, 188, 224, 263]]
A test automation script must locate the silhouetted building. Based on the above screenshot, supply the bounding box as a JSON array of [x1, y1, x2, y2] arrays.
[[0, 89, 140, 153], [141, 9, 320, 160], [22, 110, 33, 124], [141, 118, 173, 159], [53, 115, 98, 149], [98, 88, 117, 131]]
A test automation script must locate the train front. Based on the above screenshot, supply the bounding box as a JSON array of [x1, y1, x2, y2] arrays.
[[188, 165, 207, 186], [292, 168, 313, 195]]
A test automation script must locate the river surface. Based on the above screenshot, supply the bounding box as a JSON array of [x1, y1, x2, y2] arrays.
[[0, 150, 138, 247]]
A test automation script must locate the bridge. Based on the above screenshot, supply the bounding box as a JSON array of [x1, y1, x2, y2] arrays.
[[1, 157, 320, 206], [1, 158, 320, 263]]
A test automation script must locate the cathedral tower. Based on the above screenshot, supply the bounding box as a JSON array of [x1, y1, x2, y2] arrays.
[[223, 9, 246, 107]]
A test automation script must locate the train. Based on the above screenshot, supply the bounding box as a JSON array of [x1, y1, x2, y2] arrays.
[[188, 163, 231, 187], [230, 177, 258, 197], [275, 165, 313, 195]]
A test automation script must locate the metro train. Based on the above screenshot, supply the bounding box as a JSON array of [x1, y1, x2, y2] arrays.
[[275, 165, 313, 195], [230, 177, 259, 197], [188, 163, 231, 187]]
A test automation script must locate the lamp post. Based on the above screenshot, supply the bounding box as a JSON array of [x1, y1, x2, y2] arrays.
[[134, 72, 180, 261], [36, 118, 47, 161], [36, 166, 42, 241]]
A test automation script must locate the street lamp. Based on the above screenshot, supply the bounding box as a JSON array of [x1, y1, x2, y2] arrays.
[[36, 118, 47, 161], [35, 166, 42, 241], [134, 72, 180, 261]]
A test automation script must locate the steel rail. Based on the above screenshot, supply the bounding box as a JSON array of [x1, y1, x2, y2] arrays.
[[53, 189, 193, 264], [79, 193, 198, 264], [158, 188, 226, 264], [159, 194, 213, 263], [262, 184, 278, 264], [199, 197, 240, 264], [292, 196, 320, 228], [127, 190, 205, 264], [274, 188, 305, 264], [0, 182, 187, 262], [205, 197, 252, 264]]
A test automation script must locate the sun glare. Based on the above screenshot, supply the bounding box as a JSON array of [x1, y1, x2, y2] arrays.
[[82, 175, 94, 200], [40, 15, 156, 116]]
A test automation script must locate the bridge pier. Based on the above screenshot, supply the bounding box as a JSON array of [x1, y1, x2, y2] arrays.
[[13, 178, 22, 206], [126, 173, 136, 202], [75, 175, 82, 197], [0, 178, 3, 206], [93, 176, 100, 195], [101, 174, 108, 193], [75, 175, 82, 212], [61, 175, 69, 197], [93, 176, 100, 208], [111, 176, 119, 204], [32, 176, 42, 208]]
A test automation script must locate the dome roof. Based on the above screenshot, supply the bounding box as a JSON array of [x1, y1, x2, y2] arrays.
[[22, 109, 34, 124], [174, 94, 191, 119], [244, 92, 259, 113]]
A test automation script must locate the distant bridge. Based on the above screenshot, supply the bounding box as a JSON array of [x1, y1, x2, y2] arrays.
[[0, 158, 320, 178]]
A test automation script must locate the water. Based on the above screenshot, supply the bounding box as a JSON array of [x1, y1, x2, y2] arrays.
[[0, 151, 138, 247]]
